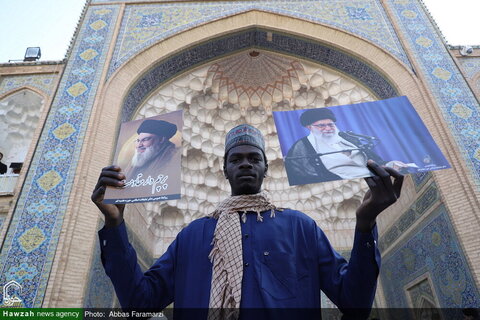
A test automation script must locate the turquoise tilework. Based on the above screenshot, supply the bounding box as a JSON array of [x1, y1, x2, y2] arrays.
[[380, 204, 479, 317], [411, 171, 431, 191], [386, 0, 480, 190], [379, 182, 438, 252], [0, 74, 58, 97], [0, 6, 119, 307], [121, 29, 398, 121], [107, 0, 411, 77], [407, 278, 435, 307], [458, 57, 480, 79]]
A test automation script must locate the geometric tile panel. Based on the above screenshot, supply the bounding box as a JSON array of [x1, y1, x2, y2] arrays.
[[90, 19, 107, 31], [451, 103, 473, 120], [411, 171, 431, 191], [458, 57, 480, 79], [431, 67, 451, 81], [379, 182, 439, 252], [475, 148, 480, 162], [79, 49, 100, 62], [18, 227, 46, 254], [66, 82, 88, 97], [0, 6, 119, 307], [107, 0, 411, 77], [415, 36, 432, 48], [406, 278, 437, 308], [0, 74, 58, 97], [52, 123, 77, 140], [121, 29, 399, 122], [387, 0, 480, 190], [380, 205, 480, 315], [36, 170, 63, 192]]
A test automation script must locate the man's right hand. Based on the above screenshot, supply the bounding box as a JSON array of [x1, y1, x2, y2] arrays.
[[91, 165, 126, 228]]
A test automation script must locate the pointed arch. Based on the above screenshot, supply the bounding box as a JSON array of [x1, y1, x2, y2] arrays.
[[0, 86, 48, 102], [0, 88, 46, 164], [78, 10, 443, 309], [100, 10, 426, 124]]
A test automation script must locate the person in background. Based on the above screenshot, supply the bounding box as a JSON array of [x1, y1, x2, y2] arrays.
[[0, 152, 7, 174]]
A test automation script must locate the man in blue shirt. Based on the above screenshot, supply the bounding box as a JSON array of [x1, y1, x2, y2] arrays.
[[92, 124, 403, 319]]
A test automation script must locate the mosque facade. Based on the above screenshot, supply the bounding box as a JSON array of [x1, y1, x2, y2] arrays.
[[0, 0, 479, 317]]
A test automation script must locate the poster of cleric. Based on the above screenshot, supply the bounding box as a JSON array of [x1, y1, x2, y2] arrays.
[[273, 96, 450, 186], [104, 110, 183, 203]]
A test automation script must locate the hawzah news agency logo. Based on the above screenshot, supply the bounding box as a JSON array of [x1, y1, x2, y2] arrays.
[[3, 280, 23, 307]]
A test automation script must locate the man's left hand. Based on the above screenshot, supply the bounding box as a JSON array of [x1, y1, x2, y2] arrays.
[[356, 160, 404, 233]]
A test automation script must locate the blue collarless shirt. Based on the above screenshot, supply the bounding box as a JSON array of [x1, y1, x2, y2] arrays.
[[99, 209, 380, 318]]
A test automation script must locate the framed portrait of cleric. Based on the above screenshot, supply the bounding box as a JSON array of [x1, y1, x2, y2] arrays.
[[104, 110, 183, 203], [273, 96, 450, 186]]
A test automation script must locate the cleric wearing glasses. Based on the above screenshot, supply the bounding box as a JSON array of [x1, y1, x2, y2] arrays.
[[284, 108, 401, 185], [123, 119, 179, 183]]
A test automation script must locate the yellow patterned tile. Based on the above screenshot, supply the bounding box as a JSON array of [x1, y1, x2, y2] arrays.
[[90, 19, 107, 31], [451, 103, 473, 119], [53, 123, 76, 140], [432, 67, 452, 81], [464, 130, 477, 137], [439, 269, 466, 306], [19, 227, 46, 253], [415, 36, 432, 48], [37, 170, 63, 192], [79, 48, 99, 61], [431, 232, 441, 246], [474, 148, 480, 162], [402, 247, 416, 271], [401, 10, 417, 18], [67, 82, 88, 97], [94, 9, 112, 15]]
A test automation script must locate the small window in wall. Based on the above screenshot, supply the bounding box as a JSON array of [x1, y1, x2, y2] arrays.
[[0, 89, 44, 193]]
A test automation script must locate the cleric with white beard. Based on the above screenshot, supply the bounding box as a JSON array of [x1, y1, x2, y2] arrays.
[[284, 108, 385, 185], [124, 119, 178, 182]]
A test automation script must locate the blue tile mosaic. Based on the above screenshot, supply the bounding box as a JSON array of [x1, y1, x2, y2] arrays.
[[411, 171, 431, 191], [379, 182, 438, 252], [407, 278, 436, 307], [0, 74, 58, 97], [0, 6, 119, 307], [1, 0, 476, 309], [458, 57, 480, 79], [386, 0, 480, 190], [106, 0, 411, 78], [380, 204, 480, 316], [122, 29, 399, 122]]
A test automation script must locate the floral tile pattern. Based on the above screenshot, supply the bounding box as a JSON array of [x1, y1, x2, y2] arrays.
[[0, 74, 58, 97], [0, 6, 119, 307], [107, 0, 411, 77], [387, 0, 480, 190], [380, 204, 479, 314]]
